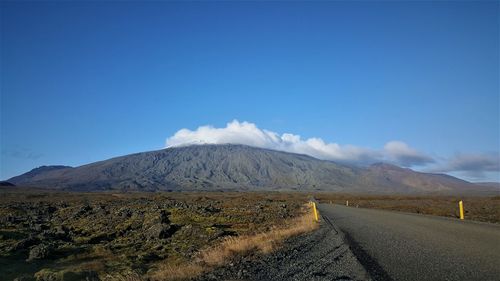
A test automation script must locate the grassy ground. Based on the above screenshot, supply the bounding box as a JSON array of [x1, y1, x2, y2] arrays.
[[314, 193, 500, 223], [0, 189, 311, 281]]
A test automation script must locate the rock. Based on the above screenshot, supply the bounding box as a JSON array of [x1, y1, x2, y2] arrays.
[[38, 226, 69, 241], [203, 205, 221, 213], [54, 225, 67, 236], [34, 269, 58, 281], [13, 236, 40, 251], [146, 224, 175, 239], [118, 208, 133, 218], [34, 269, 99, 281], [6, 214, 22, 224], [74, 205, 92, 217], [33, 224, 44, 232], [137, 252, 160, 262], [159, 210, 170, 224], [27, 244, 52, 261], [46, 206, 57, 214], [88, 232, 114, 244], [61, 270, 99, 281], [14, 274, 35, 281]]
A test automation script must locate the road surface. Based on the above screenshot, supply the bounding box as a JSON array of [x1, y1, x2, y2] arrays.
[[319, 204, 500, 281]]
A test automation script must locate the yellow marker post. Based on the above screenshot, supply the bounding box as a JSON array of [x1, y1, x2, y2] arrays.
[[312, 202, 319, 222], [459, 200, 464, 220]]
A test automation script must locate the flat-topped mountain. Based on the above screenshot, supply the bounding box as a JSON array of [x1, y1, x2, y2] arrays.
[[8, 144, 497, 194]]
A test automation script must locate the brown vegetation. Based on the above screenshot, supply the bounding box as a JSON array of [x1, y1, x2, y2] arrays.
[[150, 211, 318, 281]]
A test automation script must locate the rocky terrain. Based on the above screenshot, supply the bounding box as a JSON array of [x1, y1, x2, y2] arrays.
[[0, 189, 306, 280], [8, 144, 497, 195]]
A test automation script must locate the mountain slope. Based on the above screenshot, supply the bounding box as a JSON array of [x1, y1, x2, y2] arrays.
[[358, 163, 477, 193], [9, 165, 72, 182], [8, 144, 495, 194]]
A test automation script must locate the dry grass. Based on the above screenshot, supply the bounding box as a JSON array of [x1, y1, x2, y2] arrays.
[[104, 272, 144, 281], [199, 212, 317, 266], [150, 264, 204, 281], [150, 207, 318, 281]]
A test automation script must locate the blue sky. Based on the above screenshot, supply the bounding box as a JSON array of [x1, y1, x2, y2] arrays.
[[1, 1, 499, 182]]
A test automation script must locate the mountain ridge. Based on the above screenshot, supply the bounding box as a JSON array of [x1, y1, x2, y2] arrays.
[[8, 144, 498, 194]]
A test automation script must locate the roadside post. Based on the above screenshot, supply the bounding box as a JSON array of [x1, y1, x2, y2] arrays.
[[346, 200, 349, 207], [311, 202, 319, 222], [459, 200, 464, 220]]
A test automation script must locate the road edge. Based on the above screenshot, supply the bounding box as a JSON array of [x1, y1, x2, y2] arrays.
[[321, 213, 393, 281]]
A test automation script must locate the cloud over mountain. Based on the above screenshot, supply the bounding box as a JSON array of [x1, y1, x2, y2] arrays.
[[444, 153, 500, 172], [166, 120, 433, 167], [383, 141, 435, 167], [430, 153, 500, 180]]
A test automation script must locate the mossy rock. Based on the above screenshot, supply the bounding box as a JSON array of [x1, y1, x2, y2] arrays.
[[146, 224, 177, 239], [34, 269, 59, 281], [14, 274, 35, 281], [61, 270, 99, 281], [35, 268, 99, 281], [27, 243, 52, 261]]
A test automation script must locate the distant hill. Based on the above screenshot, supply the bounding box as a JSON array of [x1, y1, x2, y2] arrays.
[[474, 182, 500, 189], [8, 144, 498, 195], [0, 181, 15, 187]]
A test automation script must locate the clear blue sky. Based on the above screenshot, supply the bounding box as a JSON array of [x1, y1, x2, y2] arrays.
[[1, 1, 499, 181]]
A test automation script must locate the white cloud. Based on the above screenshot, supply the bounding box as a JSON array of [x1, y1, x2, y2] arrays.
[[383, 141, 435, 166], [425, 151, 500, 182], [445, 153, 499, 172], [166, 120, 433, 167], [429, 153, 500, 181]]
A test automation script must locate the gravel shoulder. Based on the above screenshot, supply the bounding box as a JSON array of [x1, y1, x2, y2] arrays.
[[196, 217, 371, 281]]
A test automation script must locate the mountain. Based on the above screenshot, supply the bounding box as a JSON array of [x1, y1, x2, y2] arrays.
[[474, 182, 500, 189], [0, 181, 15, 187], [8, 144, 497, 194], [359, 163, 479, 193]]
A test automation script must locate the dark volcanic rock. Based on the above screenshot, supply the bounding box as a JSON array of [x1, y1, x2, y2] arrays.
[[13, 236, 40, 251], [146, 224, 176, 239], [27, 244, 52, 261], [61, 270, 99, 281], [158, 210, 170, 224], [74, 205, 92, 217], [88, 233, 114, 244], [33, 270, 58, 281], [13, 275, 35, 281]]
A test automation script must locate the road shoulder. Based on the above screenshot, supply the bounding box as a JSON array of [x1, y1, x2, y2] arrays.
[[196, 218, 371, 281]]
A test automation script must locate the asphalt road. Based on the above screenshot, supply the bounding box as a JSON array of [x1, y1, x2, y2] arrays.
[[319, 204, 500, 281]]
